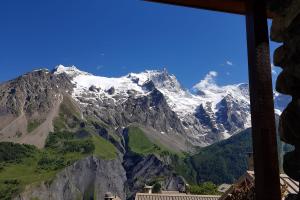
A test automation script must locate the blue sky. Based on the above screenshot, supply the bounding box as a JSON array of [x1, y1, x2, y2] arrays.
[[0, 0, 281, 89]]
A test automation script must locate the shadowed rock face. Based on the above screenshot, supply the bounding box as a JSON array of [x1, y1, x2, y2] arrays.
[[215, 95, 248, 133], [123, 153, 186, 200], [83, 88, 184, 136], [270, 0, 300, 189], [195, 104, 215, 131]]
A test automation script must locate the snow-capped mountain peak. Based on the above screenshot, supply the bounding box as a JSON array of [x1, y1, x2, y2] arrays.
[[50, 66, 290, 145], [54, 67, 252, 141], [54, 65, 91, 76], [192, 71, 249, 104], [127, 68, 183, 93]]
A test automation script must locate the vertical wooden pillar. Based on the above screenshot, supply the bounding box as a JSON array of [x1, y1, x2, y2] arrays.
[[245, 0, 281, 200]]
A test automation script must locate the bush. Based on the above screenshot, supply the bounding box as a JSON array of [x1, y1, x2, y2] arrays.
[[188, 182, 220, 195], [45, 131, 94, 154], [62, 139, 95, 154], [45, 131, 74, 149], [37, 153, 65, 170], [0, 179, 20, 200], [0, 142, 36, 163], [152, 183, 162, 193]]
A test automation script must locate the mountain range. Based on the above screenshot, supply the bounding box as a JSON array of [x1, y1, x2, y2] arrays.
[[0, 65, 291, 200]]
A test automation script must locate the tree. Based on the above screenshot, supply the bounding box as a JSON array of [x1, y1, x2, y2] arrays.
[[152, 183, 162, 193]]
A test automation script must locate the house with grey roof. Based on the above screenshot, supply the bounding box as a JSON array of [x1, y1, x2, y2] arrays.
[[135, 192, 221, 200]]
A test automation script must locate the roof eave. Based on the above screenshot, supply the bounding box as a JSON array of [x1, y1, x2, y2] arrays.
[[144, 0, 274, 18]]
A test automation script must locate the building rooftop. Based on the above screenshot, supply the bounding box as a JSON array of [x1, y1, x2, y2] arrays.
[[135, 193, 221, 200], [219, 171, 299, 200]]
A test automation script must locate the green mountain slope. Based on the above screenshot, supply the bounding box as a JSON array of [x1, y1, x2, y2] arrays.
[[190, 129, 252, 184], [188, 128, 294, 185]]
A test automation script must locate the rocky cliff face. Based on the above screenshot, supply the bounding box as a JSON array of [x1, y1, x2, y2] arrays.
[[0, 69, 72, 120], [14, 153, 185, 200], [14, 156, 127, 200]]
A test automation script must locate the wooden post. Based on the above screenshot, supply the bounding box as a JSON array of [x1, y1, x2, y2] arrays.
[[245, 0, 281, 200]]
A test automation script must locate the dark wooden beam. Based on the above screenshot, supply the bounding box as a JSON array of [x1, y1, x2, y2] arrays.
[[245, 0, 281, 199], [145, 0, 274, 18], [145, 0, 245, 15]]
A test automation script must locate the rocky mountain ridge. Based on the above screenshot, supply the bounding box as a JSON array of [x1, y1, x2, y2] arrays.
[[0, 65, 290, 149]]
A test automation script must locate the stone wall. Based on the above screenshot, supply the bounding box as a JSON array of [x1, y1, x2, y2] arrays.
[[270, 0, 300, 198]]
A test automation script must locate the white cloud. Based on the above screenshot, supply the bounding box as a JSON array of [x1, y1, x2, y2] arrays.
[[226, 60, 233, 66], [193, 71, 218, 91], [208, 71, 218, 77]]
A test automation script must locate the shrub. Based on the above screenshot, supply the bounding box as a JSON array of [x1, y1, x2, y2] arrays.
[[37, 153, 65, 170], [152, 183, 162, 193], [0, 142, 36, 163], [188, 182, 220, 195], [45, 131, 74, 149], [0, 179, 20, 200], [62, 140, 95, 154]]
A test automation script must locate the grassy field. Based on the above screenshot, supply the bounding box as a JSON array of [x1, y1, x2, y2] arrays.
[[127, 126, 184, 157], [0, 156, 58, 185], [127, 126, 157, 155], [92, 134, 117, 160]]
